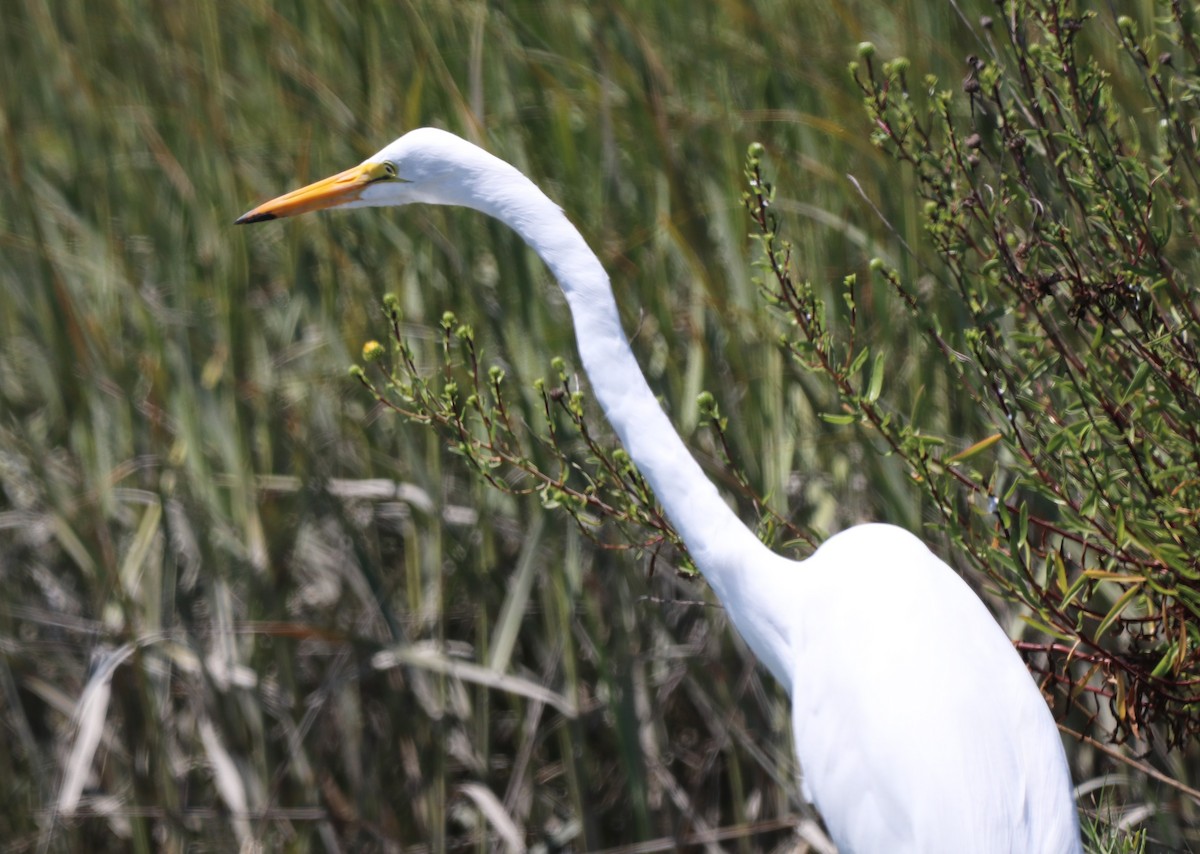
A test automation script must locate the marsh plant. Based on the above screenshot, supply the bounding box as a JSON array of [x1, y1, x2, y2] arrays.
[[1, 0, 1191, 851]]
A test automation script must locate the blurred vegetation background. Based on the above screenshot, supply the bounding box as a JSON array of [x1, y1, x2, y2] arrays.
[[0, 0, 1190, 851]]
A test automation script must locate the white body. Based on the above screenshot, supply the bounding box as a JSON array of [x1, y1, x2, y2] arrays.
[[783, 525, 1079, 852], [239, 127, 1082, 852]]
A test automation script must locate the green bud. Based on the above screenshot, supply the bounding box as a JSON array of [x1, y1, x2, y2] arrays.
[[868, 257, 885, 272], [747, 142, 766, 160], [361, 340, 386, 362], [856, 41, 876, 58]]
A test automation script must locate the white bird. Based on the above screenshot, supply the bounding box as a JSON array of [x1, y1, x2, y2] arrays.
[[238, 127, 1082, 853]]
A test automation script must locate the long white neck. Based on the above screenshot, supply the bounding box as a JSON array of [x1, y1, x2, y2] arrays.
[[453, 154, 797, 690]]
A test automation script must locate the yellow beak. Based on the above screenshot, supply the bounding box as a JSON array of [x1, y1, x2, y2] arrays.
[[235, 161, 391, 224]]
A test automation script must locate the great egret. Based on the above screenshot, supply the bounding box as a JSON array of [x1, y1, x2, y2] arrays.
[[238, 127, 1082, 852]]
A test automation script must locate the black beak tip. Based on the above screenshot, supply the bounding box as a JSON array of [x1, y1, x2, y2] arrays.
[[235, 210, 276, 225]]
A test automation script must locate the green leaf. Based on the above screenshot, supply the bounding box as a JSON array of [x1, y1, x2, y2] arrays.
[[846, 347, 870, 378], [1096, 584, 1141, 640], [866, 352, 885, 403], [946, 433, 1002, 464]]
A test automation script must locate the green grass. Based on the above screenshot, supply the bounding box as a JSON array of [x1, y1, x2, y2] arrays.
[[0, 0, 1188, 850]]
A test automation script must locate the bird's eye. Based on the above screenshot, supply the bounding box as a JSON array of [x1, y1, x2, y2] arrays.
[[383, 162, 398, 179]]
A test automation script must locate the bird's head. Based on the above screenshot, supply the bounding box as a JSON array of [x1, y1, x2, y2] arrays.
[[236, 127, 497, 224]]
